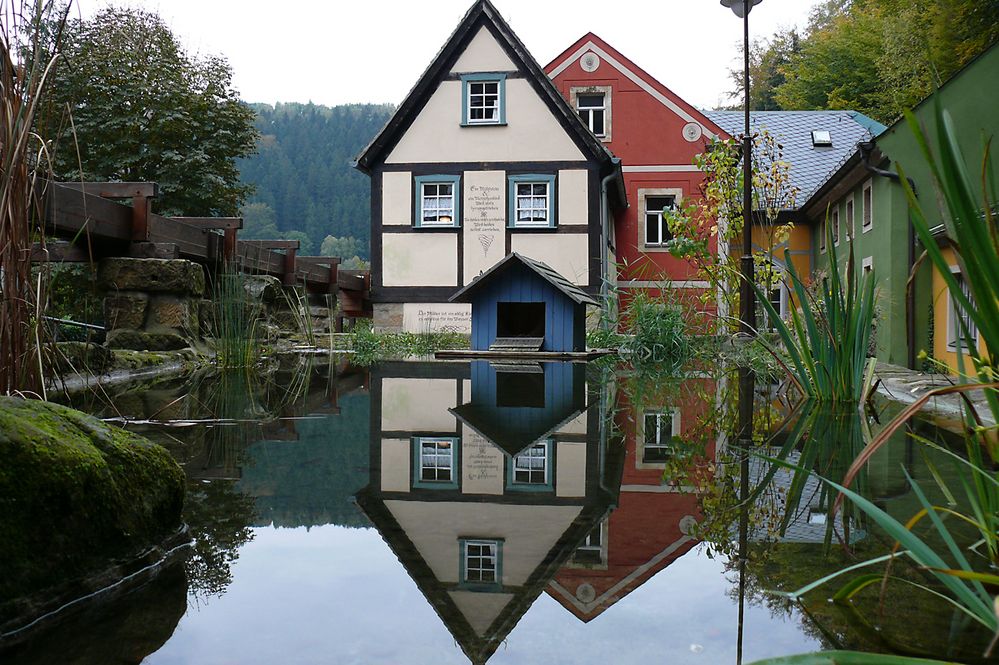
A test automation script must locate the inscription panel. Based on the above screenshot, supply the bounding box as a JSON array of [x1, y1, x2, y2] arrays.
[[463, 170, 506, 285]]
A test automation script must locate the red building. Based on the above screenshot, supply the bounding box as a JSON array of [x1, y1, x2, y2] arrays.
[[546, 375, 718, 621], [545, 34, 729, 321]]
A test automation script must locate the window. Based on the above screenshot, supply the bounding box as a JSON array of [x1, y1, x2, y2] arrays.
[[643, 411, 675, 463], [508, 174, 555, 228], [507, 441, 552, 491], [862, 180, 873, 232], [577, 93, 606, 137], [846, 196, 855, 240], [414, 175, 460, 228], [759, 279, 787, 333], [571, 519, 607, 566], [862, 256, 873, 277], [819, 219, 826, 253], [459, 538, 503, 590], [412, 437, 459, 489], [461, 73, 506, 126], [831, 207, 840, 246], [644, 195, 676, 247], [811, 130, 832, 147], [948, 269, 978, 350]]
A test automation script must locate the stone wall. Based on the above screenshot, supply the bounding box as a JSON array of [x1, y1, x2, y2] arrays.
[[99, 258, 207, 351]]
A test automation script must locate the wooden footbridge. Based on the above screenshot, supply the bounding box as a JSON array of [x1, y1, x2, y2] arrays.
[[33, 181, 371, 325]]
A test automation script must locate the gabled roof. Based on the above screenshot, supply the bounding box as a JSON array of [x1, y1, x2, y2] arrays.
[[354, 0, 617, 174], [450, 252, 598, 306], [704, 110, 886, 206], [546, 33, 729, 142]]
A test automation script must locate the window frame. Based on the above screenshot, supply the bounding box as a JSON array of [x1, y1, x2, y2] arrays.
[[831, 207, 841, 246], [458, 537, 504, 591], [862, 180, 873, 233], [412, 436, 460, 490], [638, 188, 682, 251], [506, 440, 554, 492], [638, 409, 681, 467], [947, 266, 979, 351], [414, 175, 461, 229], [461, 73, 507, 127], [508, 174, 556, 229], [819, 219, 827, 254], [846, 195, 855, 240], [570, 85, 612, 141]]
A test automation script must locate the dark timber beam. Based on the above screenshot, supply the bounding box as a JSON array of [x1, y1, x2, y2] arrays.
[[58, 182, 159, 199], [239, 239, 300, 250]]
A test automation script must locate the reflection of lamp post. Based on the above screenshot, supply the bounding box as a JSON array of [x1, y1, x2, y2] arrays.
[[721, 3, 761, 663], [721, 0, 761, 338]]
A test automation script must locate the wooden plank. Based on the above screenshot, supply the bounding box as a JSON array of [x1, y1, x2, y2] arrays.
[[173, 217, 243, 230], [148, 214, 215, 261], [58, 182, 159, 199], [30, 242, 91, 263], [128, 242, 180, 259], [338, 269, 368, 291], [235, 243, 285, 275], [239, 239, 300, 250], [45, 183, 133, 241]]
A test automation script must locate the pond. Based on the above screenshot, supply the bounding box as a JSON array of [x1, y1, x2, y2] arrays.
[[4, 357, 994, 664]]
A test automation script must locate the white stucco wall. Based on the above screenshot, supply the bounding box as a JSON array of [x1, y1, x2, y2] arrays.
[[449, 25, 515, 73], [382, 233, 459, 287], [382, 378, 458, 432], [382, 171, 412, 225], [510, 233, 590, 285], [557, 169, 589, 225]]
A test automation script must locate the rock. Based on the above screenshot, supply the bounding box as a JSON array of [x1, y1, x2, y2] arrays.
[[199, 299, 215, 337], [52, 342, 113, 375], [0, 397, 185, 601], [104, 291, 149, 331], [241, 274, 282, 305], [105, 329, 189, 352], [98, 258, 205, 297]]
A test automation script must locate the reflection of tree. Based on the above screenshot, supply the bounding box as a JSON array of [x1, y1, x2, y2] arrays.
[[183, 479, 256, 600]]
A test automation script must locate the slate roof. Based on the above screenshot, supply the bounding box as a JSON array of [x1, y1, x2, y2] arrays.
[[449, 252, 599, 306], [703, 110, 887, 207]]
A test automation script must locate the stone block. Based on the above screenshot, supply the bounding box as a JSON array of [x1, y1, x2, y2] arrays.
[[105, 329, 189, 352], [147, 296, 195, 333], [99, 258, 205, 296], [241, 275, 283, 305], [104, 291, 149, 331], [373, 303, 404, 333]]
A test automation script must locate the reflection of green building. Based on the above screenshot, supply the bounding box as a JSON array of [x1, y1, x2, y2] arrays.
[[803, 44, 999, 371], [356, 361, 621, 664]]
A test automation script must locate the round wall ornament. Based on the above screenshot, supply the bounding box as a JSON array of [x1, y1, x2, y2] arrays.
[[682, 122, 703, 142], [580, 52, 600, 73]]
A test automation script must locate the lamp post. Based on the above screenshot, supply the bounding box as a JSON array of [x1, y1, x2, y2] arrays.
[[720, 3, 761, 663], [720, 0, 761, 338]]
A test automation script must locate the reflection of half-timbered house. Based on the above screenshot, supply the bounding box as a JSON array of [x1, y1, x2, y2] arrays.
[[355, 360, 622, 663], [547, 375, 717, 621], [355, 0, 624, 334]]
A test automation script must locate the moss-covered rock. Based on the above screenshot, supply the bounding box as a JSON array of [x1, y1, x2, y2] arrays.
[[105, 329, 189, 351], [0, 397, 185, 602]]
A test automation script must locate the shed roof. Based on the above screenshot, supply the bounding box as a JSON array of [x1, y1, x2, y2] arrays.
[[703, 110, 886, 205], [449, 252, 599, 306]]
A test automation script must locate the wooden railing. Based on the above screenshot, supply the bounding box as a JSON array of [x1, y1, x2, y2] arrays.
[[34, 180, 371, 320]]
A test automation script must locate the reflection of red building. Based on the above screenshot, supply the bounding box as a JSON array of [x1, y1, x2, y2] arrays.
[[545, 35, 729, 319], [547, 376, 717, 621]]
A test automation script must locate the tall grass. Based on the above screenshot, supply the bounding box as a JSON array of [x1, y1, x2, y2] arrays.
[[755, 222, 877, 402], [0, 1, 68, 394], [212, 262, 261, 368]]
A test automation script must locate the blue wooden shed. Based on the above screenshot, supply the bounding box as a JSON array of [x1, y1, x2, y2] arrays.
[[449, 253, 598, 353]]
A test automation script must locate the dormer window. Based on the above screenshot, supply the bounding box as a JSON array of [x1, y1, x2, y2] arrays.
[[461, 73, 507, 126], [811, 130, 832, 147]]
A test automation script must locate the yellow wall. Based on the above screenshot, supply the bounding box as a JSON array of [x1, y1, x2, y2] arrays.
[[931, 247, 987, 374]]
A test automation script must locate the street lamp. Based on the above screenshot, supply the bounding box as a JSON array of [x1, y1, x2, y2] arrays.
[[721, 3, 761, 664], [721, 0, 760, 339]]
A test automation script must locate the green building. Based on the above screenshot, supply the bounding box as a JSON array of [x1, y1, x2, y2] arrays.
[[803, 43, 999, 371]]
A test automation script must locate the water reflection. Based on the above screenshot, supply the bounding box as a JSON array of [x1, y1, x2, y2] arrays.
[[18, 357, 991, 664], [357, 360, 622, 664]]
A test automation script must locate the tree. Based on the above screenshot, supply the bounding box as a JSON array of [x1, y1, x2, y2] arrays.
[[727, 29, 801, 111], [44, 7, 258, 216], [319, 234, 362, 259]]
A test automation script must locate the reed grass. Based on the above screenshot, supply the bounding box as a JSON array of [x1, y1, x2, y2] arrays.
[[0, 1, 68, 394], [212, 262, 261, 368], [754, 222, 877, 403]]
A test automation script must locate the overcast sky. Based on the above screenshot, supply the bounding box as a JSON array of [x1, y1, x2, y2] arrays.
[[71, 0, 820, 110]]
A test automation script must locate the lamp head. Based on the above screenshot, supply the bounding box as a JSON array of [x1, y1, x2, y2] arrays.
[[720, 0, 762, 18]]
